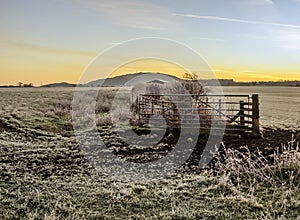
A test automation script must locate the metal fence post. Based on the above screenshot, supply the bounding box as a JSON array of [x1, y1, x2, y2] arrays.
[[240, 100, 245, 126], [252, 94, 260, 135]]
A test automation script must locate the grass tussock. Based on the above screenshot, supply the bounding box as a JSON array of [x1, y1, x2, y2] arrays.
[[211, 136, 300, 219], [215, 136, 299, 188]]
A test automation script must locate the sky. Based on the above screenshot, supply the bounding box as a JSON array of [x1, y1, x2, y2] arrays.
[[1, 0, 300, 85]]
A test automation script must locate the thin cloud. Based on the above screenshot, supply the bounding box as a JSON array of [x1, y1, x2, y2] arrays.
[[109, 42, 123, 46], [0, 40, 96, 57], [174, 14, 300, 29], [240, 33, 266, 40], [244, 0, 275, 6], [76, 0, 175, 31], [263, 0, 275, 5], [190, 37, 227, 42], [269, 29, 300, 51]]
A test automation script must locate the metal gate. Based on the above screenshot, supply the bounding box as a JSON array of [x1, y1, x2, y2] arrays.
[[133, 94, 259, 135]]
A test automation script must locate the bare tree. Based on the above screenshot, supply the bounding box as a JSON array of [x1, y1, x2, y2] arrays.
[[183, 72, 199, 80]]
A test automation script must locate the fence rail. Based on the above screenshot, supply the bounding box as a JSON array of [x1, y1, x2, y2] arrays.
[[133, 93, 259, 136]]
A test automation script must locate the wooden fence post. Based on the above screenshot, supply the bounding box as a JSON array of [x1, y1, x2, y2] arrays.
[[252, 94, 260, 135]]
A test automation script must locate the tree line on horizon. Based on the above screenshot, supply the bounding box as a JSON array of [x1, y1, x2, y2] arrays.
[[0, 74, 300, 88], [0, 82, 34, 88]]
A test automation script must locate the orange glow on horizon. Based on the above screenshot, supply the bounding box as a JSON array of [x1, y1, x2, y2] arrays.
[[1, 55, 300, 86]]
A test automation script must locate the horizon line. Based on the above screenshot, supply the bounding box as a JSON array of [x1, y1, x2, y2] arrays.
[[1, 77, 300, 87]]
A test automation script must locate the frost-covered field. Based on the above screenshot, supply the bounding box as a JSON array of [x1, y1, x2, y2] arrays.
[[1, 86, 297, 131], [0, 87, 299, 219], [223, 86, 300, 130]]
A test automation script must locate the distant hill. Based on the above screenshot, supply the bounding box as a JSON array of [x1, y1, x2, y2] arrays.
[[39, 72, 300, 88], [42, 82, 77, 88], [85, 72, 179, 87]]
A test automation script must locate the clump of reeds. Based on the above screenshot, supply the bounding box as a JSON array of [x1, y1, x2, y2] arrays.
[[212, 135, 300, 218], [142, 80, 206, 96], [50, 99, 72, 117], [214, 136, 299, 187]]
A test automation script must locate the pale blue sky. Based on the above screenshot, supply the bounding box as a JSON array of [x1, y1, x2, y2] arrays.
[[1, 0, 300, 84]]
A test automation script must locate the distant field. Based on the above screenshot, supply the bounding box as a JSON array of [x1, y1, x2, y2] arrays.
[[223, 86, 300, 130], [0, 87, 299, 219]]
